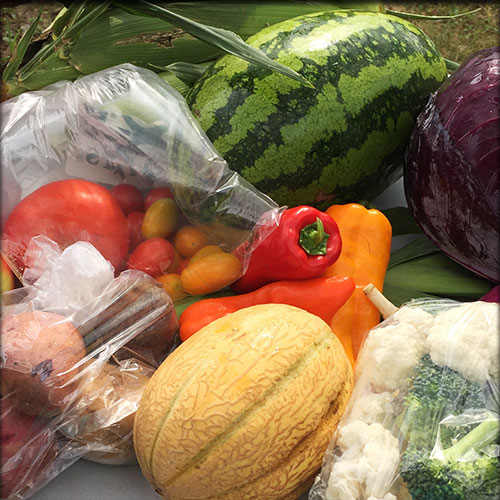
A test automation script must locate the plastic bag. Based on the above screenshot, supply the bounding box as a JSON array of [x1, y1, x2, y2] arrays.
[[0, 241, 178, 500], [0, 63, 281, 286], [309, 297, 500, 500]]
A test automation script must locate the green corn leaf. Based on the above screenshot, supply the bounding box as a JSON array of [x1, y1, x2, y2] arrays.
[[174, 289, 235, 318], [382, 283, 440, 308], [445, 58, 461, 71], [163, 61, 212, 86], [385, 252, 493, 299], [49, 3, 89, 37], [7, 52, 83, 96], [17, 1, 112, 82], [113, 0, 313, 87], [2, 10, 42, 82], [382, 206, 423, 236], [157, 69, 191, 96], [388, 235, 440, 268]]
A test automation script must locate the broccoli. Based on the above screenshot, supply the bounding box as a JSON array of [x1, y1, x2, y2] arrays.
[[399, 354, 500, 500], [400, 354, 486, 448]]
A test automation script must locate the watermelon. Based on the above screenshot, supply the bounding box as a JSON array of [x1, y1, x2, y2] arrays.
[[187, 10, 447, 209]]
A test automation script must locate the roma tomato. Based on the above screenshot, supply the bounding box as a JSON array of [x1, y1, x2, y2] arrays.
[[142, 198, 178, 239], [144, 187, 174, 211], [2, 180, 129, 274], [110, 184, 144, 215], [127, 238, 175, 277], [180, 252, 242, 295], [127, 211, 145, 251]]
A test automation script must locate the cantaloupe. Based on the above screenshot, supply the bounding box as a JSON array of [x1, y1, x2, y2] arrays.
[[134, 303, 353, 500]]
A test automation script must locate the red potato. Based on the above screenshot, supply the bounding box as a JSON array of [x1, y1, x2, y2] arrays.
[[0, 311, 86, 417], [110, 184, 144, 215], [2, 179, 130, 275], [0, 399, 57, 500]]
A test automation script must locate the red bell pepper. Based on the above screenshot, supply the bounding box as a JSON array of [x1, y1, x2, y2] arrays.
[[231, 205, 342, 293], [180, 276, 355, 341]]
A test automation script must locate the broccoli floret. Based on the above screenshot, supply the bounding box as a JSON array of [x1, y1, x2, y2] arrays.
[[400, 354, 485, 448], [401, 419, 500, 500], [399, 354, 500, 500]]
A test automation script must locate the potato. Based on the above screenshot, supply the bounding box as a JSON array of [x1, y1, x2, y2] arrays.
[[66, 360, 152, 465], [1, 311, 85, 417], [0, 398, 57, 499]]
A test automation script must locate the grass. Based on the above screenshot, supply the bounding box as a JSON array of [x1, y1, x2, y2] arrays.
[[386, 3, 500, 63]]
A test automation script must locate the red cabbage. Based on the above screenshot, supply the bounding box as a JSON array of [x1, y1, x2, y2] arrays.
[[481, 285, 500, 303], [404, 47, 500, 283]]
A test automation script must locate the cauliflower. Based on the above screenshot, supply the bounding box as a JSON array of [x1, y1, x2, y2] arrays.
[[346, 390, 395, 425], [355, 305, 433, 392], [318, 298, 499, 500], [325, 421, 400, 500], [426, 301, 500, 383]]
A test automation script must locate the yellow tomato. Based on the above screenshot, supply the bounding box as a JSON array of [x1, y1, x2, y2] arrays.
[[142, 198, 178, 239]]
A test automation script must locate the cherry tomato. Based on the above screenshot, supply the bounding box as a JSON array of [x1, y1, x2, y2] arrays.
[[142, 198, 178, 239], [166, 248, 182, 273], [110, 184, 144, 215], [156, 273, 188, 302], [127, 238, 175, 277], [173, 225, 209, 258], [144, 187, 174, 211], [2, 179, 129, 274], [127, 211, 145, 251]]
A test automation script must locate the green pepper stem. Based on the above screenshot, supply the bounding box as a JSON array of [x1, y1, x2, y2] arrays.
[[299, 218, 329, 256]]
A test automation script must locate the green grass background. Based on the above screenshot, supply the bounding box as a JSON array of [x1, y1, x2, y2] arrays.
[[386, 3, 499, 63]]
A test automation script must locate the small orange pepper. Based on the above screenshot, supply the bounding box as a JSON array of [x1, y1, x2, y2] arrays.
[[322, 203, 392, 368]]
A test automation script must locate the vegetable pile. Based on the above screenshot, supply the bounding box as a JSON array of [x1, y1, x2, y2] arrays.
[[0, 2, 499, 500]]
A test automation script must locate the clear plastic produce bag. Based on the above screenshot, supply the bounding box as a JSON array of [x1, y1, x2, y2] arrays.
[[309, 296, 500, 500], [0, 240, 179, 500], [0, 63, 281, 284]]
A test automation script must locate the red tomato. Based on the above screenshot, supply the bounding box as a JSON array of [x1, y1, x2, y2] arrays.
[[2, 179, 130, 274], [144, 187, 174, 211], [127, 211, 145, 251], [127, 238, 175, 277], [110, 184, 144, 215]]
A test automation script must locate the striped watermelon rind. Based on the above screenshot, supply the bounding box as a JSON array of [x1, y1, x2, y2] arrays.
[[187, 10, 447, 209]]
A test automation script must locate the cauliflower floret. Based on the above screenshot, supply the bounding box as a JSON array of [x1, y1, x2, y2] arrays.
[[326, 421, 400, 500], [392, 305, 434, 330], [426, 301, 500, 383], [346, 390, 395, 425], [355, 305, 433, 392]]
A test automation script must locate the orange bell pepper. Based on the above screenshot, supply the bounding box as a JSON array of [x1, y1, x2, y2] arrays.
[[322, 203, 392, 367]]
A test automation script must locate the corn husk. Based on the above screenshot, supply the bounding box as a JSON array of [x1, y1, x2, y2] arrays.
[[2, 1, 384, 98]]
